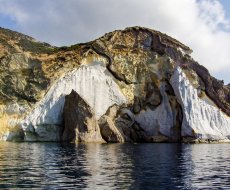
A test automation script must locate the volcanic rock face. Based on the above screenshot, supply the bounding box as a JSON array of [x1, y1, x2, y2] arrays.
[[0, 26, 229, 142], [62, 90, 104, 142], [171, 67, 230, 141]]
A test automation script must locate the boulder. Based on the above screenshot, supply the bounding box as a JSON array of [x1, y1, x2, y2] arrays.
[[62, 90, 104, 142], [99, 105, 126, 143]]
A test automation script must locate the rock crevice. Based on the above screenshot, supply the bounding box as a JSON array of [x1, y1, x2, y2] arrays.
[[0, 26, 229, 143]]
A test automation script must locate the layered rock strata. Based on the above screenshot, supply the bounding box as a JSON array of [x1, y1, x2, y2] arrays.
[[0, 26, 229, 142]]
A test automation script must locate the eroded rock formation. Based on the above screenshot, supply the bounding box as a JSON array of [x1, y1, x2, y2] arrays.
[[0, 26, 229, 143], [62, 90, 104, 142]]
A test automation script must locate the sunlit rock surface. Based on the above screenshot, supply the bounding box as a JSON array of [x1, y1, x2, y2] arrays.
[[20, 59, 126, 141], [0, 26, 229, 142], [171, 67, 230, 141]]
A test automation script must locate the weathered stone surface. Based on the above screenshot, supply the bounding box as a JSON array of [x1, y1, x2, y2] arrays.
[[171, 67, 230, 141], [181, 61, 230, 116], [99, 105, 148, 143], [99, 106, 126, 143], [134, 82, 181, 142], [62, 90, 104, 142], [0, 26, 229, 143], [2, 126, 24, 141], [24, 124, 61, 142], [20, 60, 126, 141], [0, 53, 49, 104]]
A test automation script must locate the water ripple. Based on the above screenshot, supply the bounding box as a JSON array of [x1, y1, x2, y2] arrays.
[[0, 143, 229, 189]]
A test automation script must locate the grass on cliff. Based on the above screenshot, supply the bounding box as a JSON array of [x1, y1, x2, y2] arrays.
[[0, 38, 17, 54], [58, 42, 91, 51], [18, 39, 56, 54]]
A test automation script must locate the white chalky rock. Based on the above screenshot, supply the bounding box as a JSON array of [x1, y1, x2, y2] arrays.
[[170, 67, 230, 140], [134, 82, 175, 138], [21, 58, 126, 137]]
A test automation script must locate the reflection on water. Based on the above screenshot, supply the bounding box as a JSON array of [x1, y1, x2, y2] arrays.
[[0, 142, 229, 189]]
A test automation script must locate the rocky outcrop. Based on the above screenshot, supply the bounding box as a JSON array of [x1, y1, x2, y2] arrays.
[[62, 90, 104, 142], [181, 61, 230, 116], [19, 58, 126, 141], [99, 105, 126, 143], [171, 67, 230, 142], [0, 53, 49, 104], [0, 26, 229, 143]]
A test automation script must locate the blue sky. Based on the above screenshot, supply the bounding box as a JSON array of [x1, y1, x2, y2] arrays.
[[221, 0, 230, 16], [0, 0, 229, 84], [0, 14, 15, 29], [220, 0, 230, 32]]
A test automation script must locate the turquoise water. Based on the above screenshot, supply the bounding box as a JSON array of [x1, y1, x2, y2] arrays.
[[0, 142, 229, 189]]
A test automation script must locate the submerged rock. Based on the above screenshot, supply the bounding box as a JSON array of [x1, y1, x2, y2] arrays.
[[0, 26, 229, 142]]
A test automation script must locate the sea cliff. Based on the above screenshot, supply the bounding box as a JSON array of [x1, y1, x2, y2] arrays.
[[0, 26, 229, 142]]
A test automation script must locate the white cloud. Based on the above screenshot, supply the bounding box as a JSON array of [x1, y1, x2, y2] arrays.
[[198, 0, 230, 30], [0, 0, 229, 83]]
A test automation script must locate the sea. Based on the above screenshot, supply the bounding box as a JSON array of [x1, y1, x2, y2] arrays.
[[0, 142, 229, 189]]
